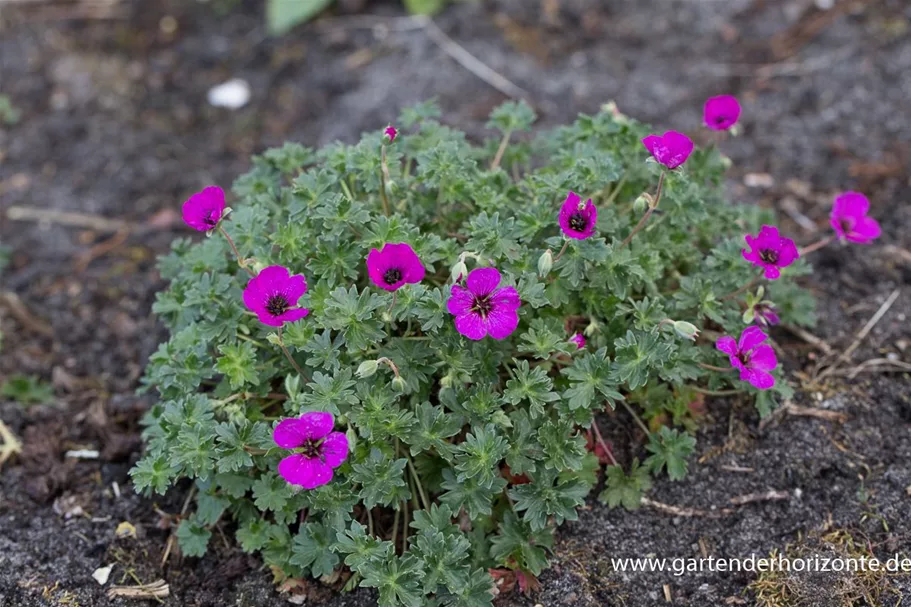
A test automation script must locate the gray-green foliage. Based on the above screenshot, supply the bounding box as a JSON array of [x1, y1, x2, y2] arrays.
[[133, 100, 812, 605]]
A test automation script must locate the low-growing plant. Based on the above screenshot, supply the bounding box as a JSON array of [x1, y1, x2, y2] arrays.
[[132, 98, 872, 605]]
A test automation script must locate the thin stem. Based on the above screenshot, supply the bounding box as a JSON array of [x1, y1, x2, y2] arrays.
[[402, 499, 409, 554], [602, 174, 626, 207], [377, 357, 401, 378], [719, 271, 763, 301], [366, 507, 374, 536], [379, 144, 391, 216], [219, 225, 255, 277], [406, 455, 430, 510], [692, 387, 744, 396], [276, 327, 309, 382], [340, 179, 355, 202], [391, 506, 400, 551], [590, 416, 618, 466], [490, 128, 512, 171], [698, 362, 733, 372], [799, 234, 836, 256], [553, 239, 570, 262], [618, 171, 665, 249], [620, 400, 650, 436]]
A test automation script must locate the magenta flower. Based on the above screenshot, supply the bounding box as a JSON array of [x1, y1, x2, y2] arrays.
[[242, 265, 309, 327], [384, 125, 397, 143], [752, 301, 780, 328], [366, 243, 425, 291], [742, 225, 799, 279], [559, 191, 597, 240], [182, 186, 225, 231], [641, 131, 694, 170], [703, 95, 741, 131], [830, 192, 881, 244], [569, 333, 586, 349], [447, 268, 520, 340], [716, 326, 777, 390], [274, 412, 348, 489]]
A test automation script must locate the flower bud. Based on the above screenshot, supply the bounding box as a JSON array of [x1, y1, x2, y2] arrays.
[[391, 376, 407, 393], [672, 320, 700, 341], [356, 360, 379, 379], [632, 194, 650, 214], [537, 249, 554, 277], [451, 260, 468, 283], [266, 333, 282, 346], [383, 125, 398, 143], [248, 259, 267, 275], [583, 319, 600, 336]]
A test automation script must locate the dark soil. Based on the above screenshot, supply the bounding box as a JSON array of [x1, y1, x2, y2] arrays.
[[1, 1, 909, 606]]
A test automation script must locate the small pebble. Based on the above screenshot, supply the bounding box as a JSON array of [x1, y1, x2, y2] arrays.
[[207, 78, 251, 110], [92, 565, 112, 585]]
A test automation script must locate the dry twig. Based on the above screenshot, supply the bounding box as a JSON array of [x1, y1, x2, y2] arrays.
[[0, 419, 23, 469], [0, 291, 55, 337], [817, 288, 901, 379], [106, 579, 169, 600]]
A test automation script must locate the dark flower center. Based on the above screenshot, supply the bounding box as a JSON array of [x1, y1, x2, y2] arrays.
[[737, 352, 751, 366], [203, 208, 219, 227], [471, 294, 494, 318], [569, 212, 588, 232], [383, 267, 403, 285], [266, 294, 291, 316], [300, 439, 320, 459], [840, 218, 854, 233], [759, 249, 779, 264], [715, 115, 728, 125]]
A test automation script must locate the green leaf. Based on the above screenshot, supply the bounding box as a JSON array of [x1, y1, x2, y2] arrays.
[[504, 360, 559, 419], [176, 517, 211, 558], [454, 424, 509, 486], [251, 473, 292, 511], [215, 341, 259, 389], [561, 347, 623, 411], [360, 553, 424, 607], [266, 0, 333, 36], [351, 448, 410, 509], [440, 470, 507, 519], [0, 374, 53, 405], [489, 511, 552, 575], [599, 459, 652, 510], [644, 426, 697, 481], [291, 522, 340, 578], [509, 469, 588, 531], [334, 521, 393, 572]]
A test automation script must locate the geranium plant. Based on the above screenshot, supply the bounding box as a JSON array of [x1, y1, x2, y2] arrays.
[[132, 99, 837, 605]]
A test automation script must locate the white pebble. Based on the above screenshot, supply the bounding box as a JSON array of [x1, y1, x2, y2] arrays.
[[92, 565, 112, 585], [207, 78, 251, 110]]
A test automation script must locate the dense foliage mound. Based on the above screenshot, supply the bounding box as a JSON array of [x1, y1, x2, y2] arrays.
[[132, 100, 812, 606]]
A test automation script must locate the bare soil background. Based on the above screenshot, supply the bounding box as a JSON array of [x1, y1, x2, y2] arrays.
[[0, 1, 909, 605]]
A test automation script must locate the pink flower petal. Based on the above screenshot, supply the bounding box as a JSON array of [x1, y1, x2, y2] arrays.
[[278, 454, 333, 489], [273, 412, 335, 448], [716, 336, 738, 355], [274, 307, 309, 324], [485, 306, 519, 340], [466, 267, 502, 296], [703, 95, 741, 131], [748, 344, 777, 371], [846, 216, 881, 244], [738, 326, 768, 352], [746, 369, 775, 390], [319, 432, 349, 468], [490, 286, 521, 312], [446, 285, 474, 316], [832, 191, 869, 219], [182, 186, 225, 231], [455, 312, 488, 340]]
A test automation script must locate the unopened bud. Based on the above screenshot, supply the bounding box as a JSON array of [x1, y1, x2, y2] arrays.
[[266, 333, 282, 346], [633, 194, 650, 214], [672, 320, 700, 341], [451, 260, 468, 283], [538, 249, 554, 277], [383, 125, 398, 143], [248, 258, 267, 274], [356, 360, 379, 379], [391, 376, 407, 393], [584, 319, 600, 337]]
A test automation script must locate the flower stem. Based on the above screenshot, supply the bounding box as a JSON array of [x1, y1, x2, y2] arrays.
[[619, 170, 666, 249], [379, 144, 391, 216], [692, 386, 744, 396], [553, 239, 570, 262], [590, 416, 618, 466], [698, 362, 733, 372], [276, 327, 309, 382], [799, 234, 836, 256], [620, 400, 650, 436], [218, 225, 255, 277], [407, 454, 430, 510], [602, 175, 626, 207], [719, 270, 763, 301], [377, 357, 401, 378], [367, 507, 374, 536], [490, 128, 512, 171]]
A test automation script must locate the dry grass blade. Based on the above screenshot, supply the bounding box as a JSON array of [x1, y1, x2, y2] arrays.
[[0, 419, 23, 469], [817, 288, 901, 380], [0, 291, 55, 337], [106, 579, 169, 600], [5, 205, 132, 232]]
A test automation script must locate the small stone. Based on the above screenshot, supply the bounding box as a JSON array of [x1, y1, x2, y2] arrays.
[[743, 173, 775, 188], [115, 521, 137, 539], [92, 565, 112, 585], [207, 78, 251, 110]]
